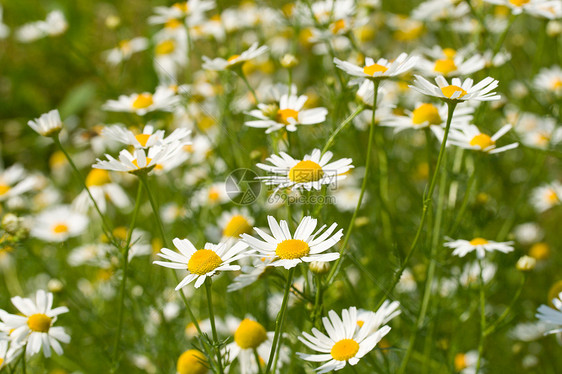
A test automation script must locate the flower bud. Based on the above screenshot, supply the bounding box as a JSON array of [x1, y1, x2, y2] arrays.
[[516, 255, 536, 272], [309, 261, 331, 274]]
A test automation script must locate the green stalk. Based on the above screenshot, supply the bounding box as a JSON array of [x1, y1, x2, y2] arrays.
[[111, 182, 143, 371], [475, 259, 486, 372], [265, 267, 295, 374], [377, 102, 457, 308], [326, 81, 380, 285], [321, 105, 365, 154], [254, 348, 264, 374], [236, 69, 258, 104], [53, 136, 115, 244], [484, 274, 526, 336], [21, 344, 26, 374], [205, 279, 225, 374]]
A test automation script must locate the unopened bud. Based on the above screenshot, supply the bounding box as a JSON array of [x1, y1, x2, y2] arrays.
[[280, 54, 298, 69], [309, 261, 331, 274], [516, 255, 536, 272]]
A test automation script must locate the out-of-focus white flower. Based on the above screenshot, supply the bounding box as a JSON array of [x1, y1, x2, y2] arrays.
[[103, 37, 149, 65], [530, 181, 562, 212], [534, 65, 562, 96], [202, 43, 269, 71], [102, 87, 180, 116], [0, 164, 37, 202], [28, 109, 63, 137], [16, 10, 68, 43], [536, 291, 562, 335], [31, 206, 88, 243]]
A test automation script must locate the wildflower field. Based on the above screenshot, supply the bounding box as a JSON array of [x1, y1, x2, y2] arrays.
[[1, 0, 562, 373]]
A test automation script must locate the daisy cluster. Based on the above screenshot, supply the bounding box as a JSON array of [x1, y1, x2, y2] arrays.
[[1, 0, 562, 373]]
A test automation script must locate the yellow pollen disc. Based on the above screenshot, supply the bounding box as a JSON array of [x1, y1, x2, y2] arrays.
[[119, 40, 131, 52], [288, 160, 324, 183], [53, 223, 69, 234], [0, 184, 10, 196], [177, 349, 207, 374], [454, 353, 468, 370], [469, 133, 495, 150], [183, 144, 194, 153], [529, 242, 550, 260], [227, 54, 241, 63], [135, 134, 151, 147], [27, 313, 52, 333], [469, 237, 489, 246], [0, 358, 3, 367], [509, 0, 530, 6], [552, 79, 562, 90], [173, 2, 189, 12], [357, 320, 364, 328], [208, 188, 220, 202], [86, 169, 110, 187], [187, 249, 222, 275], [223, 215, 252, 238], [276, 108, 299, 125], [275, 239, 310, 260], [434, 59, 457, 75], [412, 103, 442, 125], [331, 339, 360, 361], [113, 226, 128, 240], [132, 93, 154, 109], [234, 319, 268, 349], [442, 48, 457, 59], [441, 85, 467, 99], [165, 18, 182, 29], [363, 63, 388, 76], [546, 188, 560, 203], [156, 40, 176, 55], [330, 19, 346, 34], [132, 157, 153, 169]]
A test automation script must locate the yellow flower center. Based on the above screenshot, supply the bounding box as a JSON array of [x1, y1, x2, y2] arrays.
[[0, 358, 3, 367], [208, 188, 220, 202], [165, 18, 182, 29], [412, 103, 442, 125], [135, 134, 151, 147], [469, 237, 489, 246], [434, 59, 457, 75], [509, 0, 530, 6], [234, 319, 268, 349], [551, 79, 562, 90], [119, 40, 131, 53], [546, 188, 560, 203], [187, 249, 222, 275], [331, 339, 360, 361], [0, 184, 10, 196], [52, 223, 69, 234], [86, 169, 110, 187], [441, 85, 467, 99], [113, 226, 128, 240], [156, 40, 176, 55], [132, 157, 153, 169], [173, 2, 189, 13], [330, 19, 346, 34], [288, 160, 324, 183], [454, 353, 467, 370], [223, 215, 252, 238], [227, 54, 241, 63], [529, 242, 550, 260], [132, 94, 154, 109], [276, 108, 299, 125], [275, 239, 310, 259], [177, 349, 207, 374], [357, 320, 364, 328], [442, 48, 457, 59], [363, 63, 388, 76], [27, 313, 52, 333], [469, 133, 495, 150]]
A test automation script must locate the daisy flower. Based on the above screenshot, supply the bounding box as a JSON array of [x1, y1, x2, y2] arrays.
[[27, 109, 63, 137], [432, 124, 519, 154], [530, 181, 562, 212], [93, 144, 183, 175], [536, 291, 562, 335], [534, 65, 562, 96], [256, 149, 353, 193], [72, 169, 130, 213], [513, 113, 562, 149], [483, 0, 561, 18], [0, 164, 37, 202], [227, 258, 272, 292], [103, 37, 149, 66], [241, 216, 343, 269], [333, 53, 419, 82], [410, 75, 501, 102], [297, 306, 393, 373], [202, 42, 269, 71], [149, 0, 215, 26], [192, 182, 233, 208], [101, 124, 191, 149], [411, 0, 469, 21], [177, 349, 208, 374], [30, 205, 88, 243], [454, 350, 480, 374], [217, 208, 255, 240], [245, 93, 328, 133], [380, 102, 473, 133], [225, 317, 289, 374], [153, 238, 250, 289], [444, 237, 515, 258], [416, 53, 486, 77], [102, 86, 180, 116], [16, 10, 67, 43], [0, 290, 70, 357]]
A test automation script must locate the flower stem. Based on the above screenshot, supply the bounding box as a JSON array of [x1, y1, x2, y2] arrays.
[[321, 105, 365, 155], [377, 101, 457, 307], [236, 69, 258, 104], [475, 258, 487, 373], [265, 267, 295, 374], [254, 348, 264, 374], [111, 182, 143, 372], [205, 278, 225, 374], [21, 344, 27, 374], [326, 81, 380, 286], [484, 274, 526, 337], [54, 136, 115, 244]]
